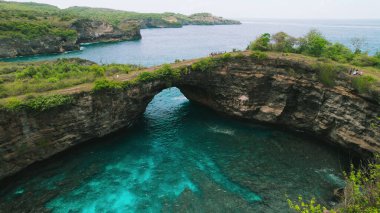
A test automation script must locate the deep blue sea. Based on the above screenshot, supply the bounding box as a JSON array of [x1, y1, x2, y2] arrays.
[[1, 19, 377, 212]]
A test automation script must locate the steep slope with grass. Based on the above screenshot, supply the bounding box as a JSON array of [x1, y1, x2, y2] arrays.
[[0, 52, 379, 180]]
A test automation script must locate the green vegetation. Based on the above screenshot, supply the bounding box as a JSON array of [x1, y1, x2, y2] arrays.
[[248, 30, 380, 96], [248, 30, 380, 67], [2, 94, 74, 111], [352, 76, 377, 94], [63, 7, 186, 27], [0, 1, 77, 41], [288, 155, 380, 213], [93, 79, 123, 91], [0, 49, 377, 112], [312, 63, 347, 87], [0, 21, 77, 41], [248, 33, 271, 51], [93, 64, 181, 91], [288, 196, 335, 213], [0, 58, 141, 98], [250, 51, 269, 61], [190, 53, 235, 72], [0, 1, 238, 43]]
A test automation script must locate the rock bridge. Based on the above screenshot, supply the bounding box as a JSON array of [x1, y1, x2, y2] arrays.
[[0, 52, 379, 180]]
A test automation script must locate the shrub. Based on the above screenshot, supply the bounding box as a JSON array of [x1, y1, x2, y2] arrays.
[[250, 51, 269, 61], [322, 43, 354, 63], [191, 58, 216, 72], [271, 32, 297, 53], [248, 33, 271, 51], [93, 79, 122, 91], [340, 158, 380, 213], [298, 29, 330, 57], [352, 54, 380, 67], [136, 72, 157, 82], [1, 94, 74, 111], [0, 59, 140, 98], [24, 94, 74, 111], [288, 196, 335, 213], [219, 53, 232, 62], [375, 52, 380, 59], [288, 155, 380, 213], [154, 64, 181, 80], [315, 63, 339, 87], [352, 76, 376, 94], [3, 97, 23, 110]]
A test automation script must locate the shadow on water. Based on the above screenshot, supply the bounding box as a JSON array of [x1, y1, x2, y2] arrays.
[[0, 88, 351, 212]]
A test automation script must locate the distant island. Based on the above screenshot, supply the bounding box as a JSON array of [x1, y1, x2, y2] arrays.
[[0, 1, 241, 58]]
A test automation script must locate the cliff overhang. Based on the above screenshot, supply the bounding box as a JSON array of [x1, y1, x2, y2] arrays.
[[0, 52, 379, 180]]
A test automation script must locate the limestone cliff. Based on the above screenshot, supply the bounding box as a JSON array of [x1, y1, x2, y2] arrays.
[[0, 36, 79, 58], [0, 20, 141, 58], [176, 56, 380, 155], [0, 81, 168, 180], [71, 19, 142, 43], [0, 54, 379, 180]]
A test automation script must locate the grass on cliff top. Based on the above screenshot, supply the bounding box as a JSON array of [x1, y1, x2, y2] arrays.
[[0, 1, 78, 41], [248, 30, 380, 88], [1, 51, 379, 111], [0, 58, 143, 99]]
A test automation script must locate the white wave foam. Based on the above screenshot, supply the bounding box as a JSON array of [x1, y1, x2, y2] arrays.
[[209, 126, 235, 136]]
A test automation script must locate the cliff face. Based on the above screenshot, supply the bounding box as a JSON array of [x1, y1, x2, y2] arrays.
[[0, 81, 168, 180], [0, 36, 79, 58], [71, 19, 142, 43], [176, 57, 380, 155], [0, 20, 142, 58], [0, 55, 379, 180]]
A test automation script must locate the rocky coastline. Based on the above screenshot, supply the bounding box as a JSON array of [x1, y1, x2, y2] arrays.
[[0, 2, 240, 58], [0, 53, 379, 180]]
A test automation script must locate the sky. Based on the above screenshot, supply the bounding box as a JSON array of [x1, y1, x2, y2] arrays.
[[7, 0, 380, 19]]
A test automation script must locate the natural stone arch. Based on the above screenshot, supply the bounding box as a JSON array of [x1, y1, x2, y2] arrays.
[[0, 54, 379, 180]]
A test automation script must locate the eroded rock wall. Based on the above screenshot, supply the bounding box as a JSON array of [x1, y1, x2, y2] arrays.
[[71, 19, 141, 43], [0, 81, 167, 180], [0, 55, 379, 180], [0, 36, 79, 58], [0, 20, 142, 58], [176, 57, 380, 155]]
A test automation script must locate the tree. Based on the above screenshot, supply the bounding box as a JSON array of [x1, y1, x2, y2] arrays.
[[322, 43, 354, 63], [374, 51, 380, 59], [248, 33, 271, 51], [271, 32, 297, 53], [298, 29, 330, 57], [351, 37, 366, 54]]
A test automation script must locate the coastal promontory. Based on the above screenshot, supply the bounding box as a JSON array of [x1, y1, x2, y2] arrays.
[[0, 1, 240, 58]]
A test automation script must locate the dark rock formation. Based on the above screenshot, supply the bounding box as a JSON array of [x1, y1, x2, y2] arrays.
[[0, 81, 168, 180], [71, 19, 142, 43], [0, 20, 141, 58], [0, 36, 79, 58], [176, 57, 380, 155], [0, 55, 379, 180], [125, 19, 182, 29]]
